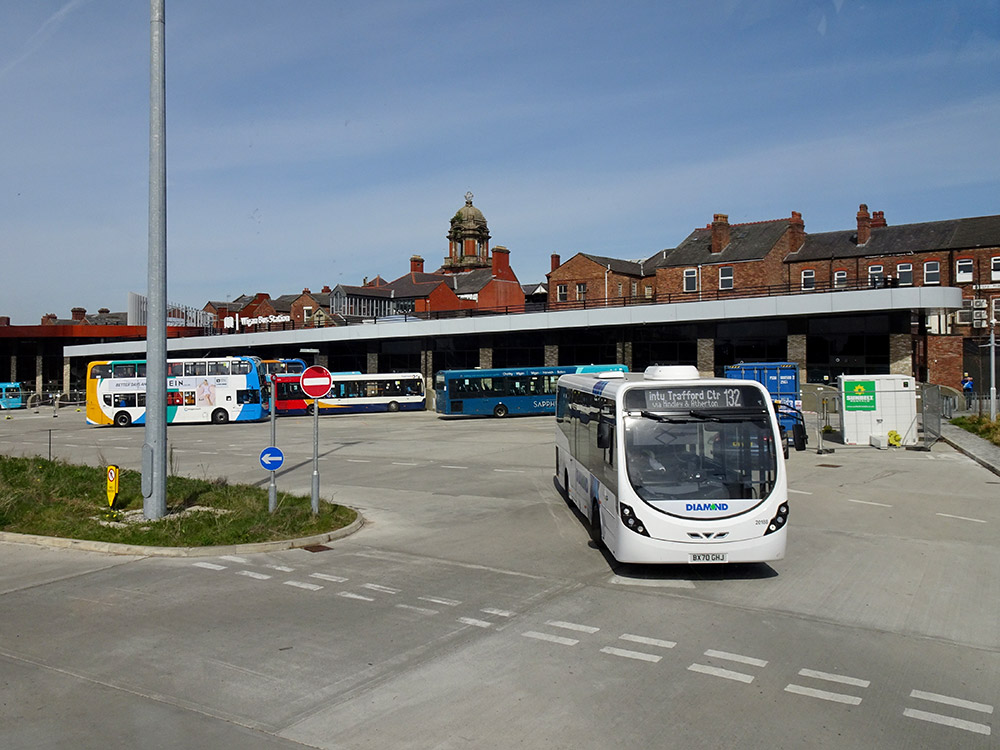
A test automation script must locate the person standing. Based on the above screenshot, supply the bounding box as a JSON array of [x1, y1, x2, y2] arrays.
[[962, 373, 974, 409]]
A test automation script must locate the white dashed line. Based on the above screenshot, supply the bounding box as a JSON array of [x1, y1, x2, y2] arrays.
[[609, 575, 696, 589], [903, 709, 991, 735], [338, 591, 375, 601], [310, 573, 348, 583], [688, 664, 755, 684], [284, 581, 323, 591], [396, 604, 439, 615], [192, 562, 226, 571], [441, 465, 468, 469], [936, 513, 987, 524], [798, 669, 870, 688], [546, 620, 599, 634], [363, 583, 400, 594], [458, 617, 493, 628], [601, 647, 661, 663], [785, 684, 863, 705], [482, 608, 514, 617], [266, 565, 294, 572], [346, 459, 370, 463], [788, 489, 812, 495], [392, 462, 419, 466], [704, 650, 768, 668], [848, 498, 893, 507], [522, 631, 578, 646], [218, 555, 248, 563], [419, 596, 461, 606], [620, 634, 676, 649], [493, 469, 525, 473], [236, 570, 271, 580], [910, 690, 993, 714]]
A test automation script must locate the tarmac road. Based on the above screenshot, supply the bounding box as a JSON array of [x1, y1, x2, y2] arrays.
[[1, 408, 998, 748]]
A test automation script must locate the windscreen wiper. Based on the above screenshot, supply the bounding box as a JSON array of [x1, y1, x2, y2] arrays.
[[688, 408, 769, 422]]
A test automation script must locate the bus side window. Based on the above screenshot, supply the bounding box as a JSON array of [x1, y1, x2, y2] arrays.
[[167, 362, 184, 377], [91, 365, 112, 379], [137, 363, 147, 377]]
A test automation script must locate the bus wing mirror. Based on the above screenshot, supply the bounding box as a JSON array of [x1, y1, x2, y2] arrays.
[[597, 421, 613, 449], [792, 422, 807, 452]]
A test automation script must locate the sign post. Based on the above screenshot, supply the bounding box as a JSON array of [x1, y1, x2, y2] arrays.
[[268, 374, 277, 513], [300, 365, 333, 515], [259, 446, 284, 513]]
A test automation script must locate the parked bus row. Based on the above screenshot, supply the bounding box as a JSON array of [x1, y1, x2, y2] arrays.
[[85, 359, 633, 426]]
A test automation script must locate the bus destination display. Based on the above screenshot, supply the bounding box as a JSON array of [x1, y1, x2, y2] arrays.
[[627, 385, 765, 411]]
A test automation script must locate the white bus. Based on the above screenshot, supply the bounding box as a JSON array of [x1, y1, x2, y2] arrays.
[[86, 356, 269, 427], [555, 365, 805, 564], [273, 371, 425, 415]]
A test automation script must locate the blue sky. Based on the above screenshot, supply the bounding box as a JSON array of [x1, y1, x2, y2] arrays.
[[1, 0, 998, 324]]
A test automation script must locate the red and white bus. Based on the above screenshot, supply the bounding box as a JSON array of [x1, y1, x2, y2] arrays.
[[273, 372, 425, 416]]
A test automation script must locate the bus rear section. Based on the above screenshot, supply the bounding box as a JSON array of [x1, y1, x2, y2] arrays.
[[435, 365, 626, 418], [555, 365, 802, 564]]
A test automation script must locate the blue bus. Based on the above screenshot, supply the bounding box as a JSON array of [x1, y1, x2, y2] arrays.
[[435, 365, 628, 418], [0, 382, 26, 410]]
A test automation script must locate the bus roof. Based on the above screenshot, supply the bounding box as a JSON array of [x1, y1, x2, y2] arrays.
[[437, 365, 626, 379]]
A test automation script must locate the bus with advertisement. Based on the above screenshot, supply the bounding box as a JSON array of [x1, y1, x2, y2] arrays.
[[273, 372, 425, 415], [86, 356, 269, 426], [434, 365, 627, 418], [555, 365, 805, 564]]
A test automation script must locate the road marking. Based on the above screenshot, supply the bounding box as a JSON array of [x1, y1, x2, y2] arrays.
[[798, 668, 870, 688], [688, 664, 755, 684], [482, 608, 514, 617], [192, 562, 226, 570], [420, 596, 461, 606], [284, 581, 323, 591], [903, 709, 991, 735], [788, 488, 812, 495], [218, 555, 248, 563], [338, 591, 375, 601], [441, 465, 468, 469], [546, 620, 599, 634], [236, 570, 271, 580], [266, 565, 294, 572], [346, 459, 370, 463], [396, 604, 439, 615], [936, 513, 987, 524], [601, 647, 661, 663], [609, 575, 696, 589], [620, 634, 676, 649], [458, 617, 493, 628], [848, 498, 893, 507], [910, 690, 993, 714], [704, 649, 768, 668], [522, 631, 578, 646], [363, 583, 400, 594], [785, 684, 863, 705], [392, 462, 419, 466], [494, 469, 525, 473], [310, 573, 348, 583]]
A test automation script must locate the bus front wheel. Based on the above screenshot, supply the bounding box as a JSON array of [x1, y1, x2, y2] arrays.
[[387, 401, 399, 412], [306, 404, 315, 416], [493, 404, 508, 418], [114, 411, 131, 427], [212, 409, 229, 425], [590, 497, 603, 547]]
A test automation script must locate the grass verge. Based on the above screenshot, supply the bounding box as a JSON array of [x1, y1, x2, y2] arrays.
[[0, 455, 356, 547], [951, 415, 1000, 448]]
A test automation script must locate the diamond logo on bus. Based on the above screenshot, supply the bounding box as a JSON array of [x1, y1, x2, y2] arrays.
[[300, 366, 333, 398]]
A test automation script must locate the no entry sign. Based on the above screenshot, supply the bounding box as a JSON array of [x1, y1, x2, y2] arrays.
[[300, 366, 333, 398]]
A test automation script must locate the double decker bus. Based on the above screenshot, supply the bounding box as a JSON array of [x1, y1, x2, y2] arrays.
[[555, 365, 805, 564], [435, 365, 627, 418], [86, 357, 269, 427], [260, 358, 307, 377], [273, 372, 425, 415], [0, 382, 26, 410]]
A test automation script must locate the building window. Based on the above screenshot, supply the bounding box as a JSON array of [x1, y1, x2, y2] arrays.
[[644, 285, 653, 298], [631, 281, 638, 297], [617, 282, 623, 297], [556, 284, 568, 302], [801, 269, 815, 290], [683, 268, 698, 293], [956, 258, 974, 283], [924, 261, 940, 285], [992, 257, 1000, 282], [833, 270, 847, 288], [719, 266, 734, 290], [576, 283, 587, 301], [896, 263, 912, 286], [303, 306, 312, 321], [868, 265, 884, 288]]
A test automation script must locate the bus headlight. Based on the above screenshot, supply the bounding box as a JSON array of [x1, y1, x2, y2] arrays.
[[762, 503, 789, 536], [619, 502, 650, 537]]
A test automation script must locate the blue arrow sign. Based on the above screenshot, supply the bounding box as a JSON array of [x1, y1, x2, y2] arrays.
[[259, 446, 284, 471]]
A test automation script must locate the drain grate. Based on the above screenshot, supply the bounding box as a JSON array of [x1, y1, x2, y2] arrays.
[[302, 544, 333, 553]]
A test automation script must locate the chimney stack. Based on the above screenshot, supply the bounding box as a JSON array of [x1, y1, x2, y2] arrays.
[[788, 211, 805, 251], [856, 204, 871, 245], [98, 308, 110, 314], [711, 214, 730, 254], [492, 246, 510, 276], [302, 288, 311, 295], [321, 285, 332, 294], [0, 316, 10, 327], [871, 210, 887, 228], [550, 253, 561, 272], [410, 255, 424, 274], [71, 307, 86, 321]]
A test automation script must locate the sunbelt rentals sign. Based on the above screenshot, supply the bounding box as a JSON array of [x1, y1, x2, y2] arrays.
[[844, 380, 877, 411]]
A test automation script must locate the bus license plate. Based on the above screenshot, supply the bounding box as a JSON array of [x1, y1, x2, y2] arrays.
[[689, 552, 727, 563]]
